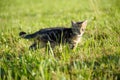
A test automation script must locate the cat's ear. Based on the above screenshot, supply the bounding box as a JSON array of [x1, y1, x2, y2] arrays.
[[71, 21, 76, 27], [82, 20, 87, 28]]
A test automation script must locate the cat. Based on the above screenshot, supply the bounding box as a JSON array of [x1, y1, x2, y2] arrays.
[[19, 20, 87, 50]]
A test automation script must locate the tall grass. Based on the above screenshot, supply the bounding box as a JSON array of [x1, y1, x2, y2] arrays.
[[0, 0, 120, 80]]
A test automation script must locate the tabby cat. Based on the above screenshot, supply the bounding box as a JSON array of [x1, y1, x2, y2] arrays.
[[19, 20, 87, 50]]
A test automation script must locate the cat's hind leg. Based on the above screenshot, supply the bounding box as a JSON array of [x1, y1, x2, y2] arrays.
[[29, 42, 37, 50], [45, 42, 55, 54]]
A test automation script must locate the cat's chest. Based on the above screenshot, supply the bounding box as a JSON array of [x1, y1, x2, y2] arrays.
[[72, 35, 81, 43]]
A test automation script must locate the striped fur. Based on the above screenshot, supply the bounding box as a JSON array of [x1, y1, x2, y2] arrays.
[[19, 20, 87, 50]]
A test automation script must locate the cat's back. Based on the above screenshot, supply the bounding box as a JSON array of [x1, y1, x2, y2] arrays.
[[39, 27, 71, 34], [38, 27, 73, 43]]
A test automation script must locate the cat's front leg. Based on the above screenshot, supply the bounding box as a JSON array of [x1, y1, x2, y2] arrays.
[[70, 44, 74, 49], [69, 43, 76, 49]]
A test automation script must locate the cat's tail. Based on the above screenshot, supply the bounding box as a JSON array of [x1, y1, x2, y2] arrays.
[[19, 31, 37, 39]]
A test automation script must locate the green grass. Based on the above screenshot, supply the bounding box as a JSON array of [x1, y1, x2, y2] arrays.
[[0, 0, 120, 80]]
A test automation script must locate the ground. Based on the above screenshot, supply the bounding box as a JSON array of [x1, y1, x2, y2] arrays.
[[0, 0, 120, 80]]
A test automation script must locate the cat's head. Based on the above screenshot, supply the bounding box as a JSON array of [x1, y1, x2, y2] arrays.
[[71, 20, 87, 35]]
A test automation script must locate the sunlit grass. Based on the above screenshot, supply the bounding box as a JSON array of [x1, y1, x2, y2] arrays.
[[0, 0, 120, 80]]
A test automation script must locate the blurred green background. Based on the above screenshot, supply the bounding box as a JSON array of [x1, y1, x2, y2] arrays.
[[0, 0, 120, 80]]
